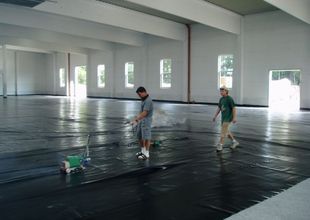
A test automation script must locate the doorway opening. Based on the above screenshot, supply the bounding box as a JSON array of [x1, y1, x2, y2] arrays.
[[74, 66, 87, 98], [269, 70, 301, 111]]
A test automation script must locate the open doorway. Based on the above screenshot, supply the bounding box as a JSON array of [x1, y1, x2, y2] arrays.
[[74, 66, 87, 98], [269, 70, 301, 111]]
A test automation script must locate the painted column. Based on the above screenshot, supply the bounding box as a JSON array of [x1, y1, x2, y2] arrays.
[[236, 18, 245, 105], [2, 44, 7, 98], [14, 51, 18, 96], [52, 52, 57, 95]]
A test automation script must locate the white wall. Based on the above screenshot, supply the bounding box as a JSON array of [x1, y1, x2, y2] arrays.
[[87, 50, 114, 97], [2, 38, 184, 100], [113, 45, 146, 99], [190, 24, 238, 103], [189, 11, 310, 108], [0, 49, 50, 95], [112, 36, 186, 101], [15, 51, 48, 94], [1, 10, 309, 109], [146, 36, 186, 101], [243, 11, 310, 108]]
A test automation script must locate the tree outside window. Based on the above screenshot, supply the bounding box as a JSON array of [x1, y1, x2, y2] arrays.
[[74, 66, 87, 98], [97, 64, 105, 88], [125, 62, 134, 88], [218, 55, 233, 89], [76, 66, 87, 85], [59, 68, 66, 88], [160, 59, 172, 88], [271, 70, 300, 85]]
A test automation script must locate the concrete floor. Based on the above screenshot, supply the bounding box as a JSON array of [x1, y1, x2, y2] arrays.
[[0, 96, 309, 220]]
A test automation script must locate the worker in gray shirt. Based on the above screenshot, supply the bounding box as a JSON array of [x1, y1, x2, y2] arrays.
[[131, 86, 153, 159]]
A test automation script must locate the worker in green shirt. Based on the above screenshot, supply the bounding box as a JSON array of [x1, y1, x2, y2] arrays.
[[213, 86, 239, 151]]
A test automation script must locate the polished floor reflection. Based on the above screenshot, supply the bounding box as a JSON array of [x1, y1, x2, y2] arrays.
[[0, 96, 309, 220]]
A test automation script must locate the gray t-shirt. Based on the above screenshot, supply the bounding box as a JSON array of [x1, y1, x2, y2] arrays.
[[141, 95, 153, 125]]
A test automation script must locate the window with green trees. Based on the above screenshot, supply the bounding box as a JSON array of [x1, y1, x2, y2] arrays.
[[218, 55, 233, 89], [59, 68, 66, 88], [97, 64, 105, 88], [160, 59, 172, 88], [125, 62, 134, 88], [271, 70, 300, 85], [76, 66, 86, 85]]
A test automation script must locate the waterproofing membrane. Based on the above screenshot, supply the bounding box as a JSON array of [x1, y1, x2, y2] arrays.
[[0, 0, 46, 8], [0, 96, 309, 219]]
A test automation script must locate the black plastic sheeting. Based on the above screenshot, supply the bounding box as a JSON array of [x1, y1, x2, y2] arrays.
[[0, 96, 310, 220], [0, 0, 46, 8]]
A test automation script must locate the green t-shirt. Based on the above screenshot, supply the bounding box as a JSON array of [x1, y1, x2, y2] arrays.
[[218, 95, 235, 123]]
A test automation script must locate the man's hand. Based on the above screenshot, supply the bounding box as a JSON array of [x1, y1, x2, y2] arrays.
[[130, 118, 138, 126]]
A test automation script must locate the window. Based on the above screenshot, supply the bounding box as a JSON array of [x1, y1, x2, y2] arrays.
[[270, 70, 300, 85], [97, 64, 105, 88], [218, 55, 233, 89], [160, 59, 172, 88], [74, 66, 87, 98], [269, 70, 301, 111], [75, 66, 87, 85], [59, 68, 66, 88], [125, 62, 134, 88]]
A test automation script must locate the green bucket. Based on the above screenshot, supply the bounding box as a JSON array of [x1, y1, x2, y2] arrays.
[[67, 155, 82, 168], [153, 140, 161, 147]]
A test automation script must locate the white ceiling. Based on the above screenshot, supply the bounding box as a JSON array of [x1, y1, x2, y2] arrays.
[[0, 0, 279, 24], [0, 0, 308, 52], [96, 0, 279, 23]]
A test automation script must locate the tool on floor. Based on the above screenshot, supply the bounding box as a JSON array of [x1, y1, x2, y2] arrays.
[[60, 134, 91, 174], [152, 140, 162, 147]]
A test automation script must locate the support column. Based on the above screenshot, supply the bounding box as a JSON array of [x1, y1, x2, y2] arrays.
[[67, 53, 71, 97], [112, 50, 116, 98], [86, 53, 91, 97], [182, 25, 190, 102], [14, 51, 18, 96], [52, 52, 57, 95], [237, 18, 245, 105], [186, 24, 191, 103], [2, 44, 7, 98]]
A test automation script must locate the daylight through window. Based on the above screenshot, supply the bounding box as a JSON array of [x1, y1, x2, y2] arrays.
[[218, 55, 233, 89], [125, 62, 134, 88], [59, 68, 66, 88], [160, 59, 172, 88], [97, 64, 105, 88]]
